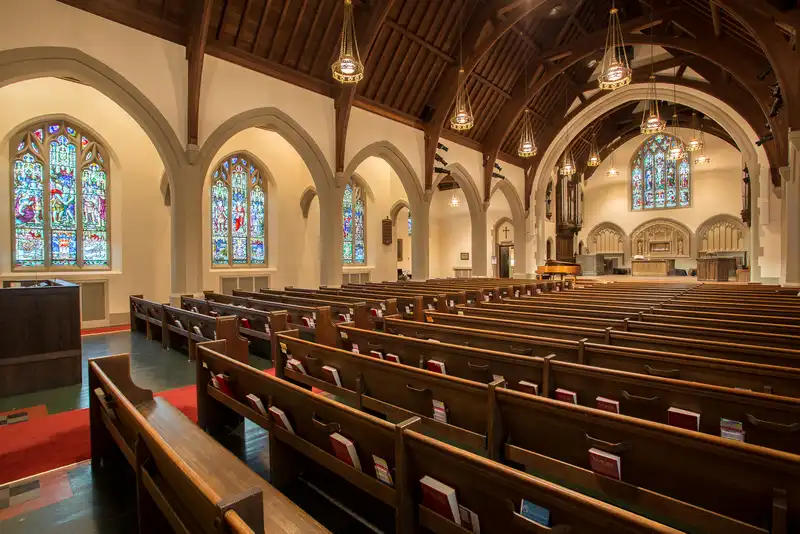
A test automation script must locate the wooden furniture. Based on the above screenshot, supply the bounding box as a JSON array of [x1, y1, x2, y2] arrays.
[[90, 353, 327, 533], [631, 259, 675, 276], [197, 341, 681, 534], [536, 260, 581, 280], [0, 279, 81, 397], [737, 268, 752, 282], [697, 257, 737, 281]]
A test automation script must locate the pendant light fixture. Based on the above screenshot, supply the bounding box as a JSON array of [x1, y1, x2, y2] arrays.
[[640, 9, 665, 134], [667, 72, 684, 160], [331, 0, 364, 84], [518, 64, 537, 157], [606, 151, 620, 177], [450, 3, 474, 131], [598, 2, 632, 90], [586, 133, 601, 167], [449, 193, 461, 208], [686, 111, 703, 152], [559, 78, 575, 176], [694, 127, 710, 164]]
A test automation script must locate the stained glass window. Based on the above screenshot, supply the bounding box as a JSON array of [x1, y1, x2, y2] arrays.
[[210, 154, 266, 266], [631, 133, 691, 211], [12, 121, 109, 269], [342, 180, 366, 264], [407, 213, 412, 236]]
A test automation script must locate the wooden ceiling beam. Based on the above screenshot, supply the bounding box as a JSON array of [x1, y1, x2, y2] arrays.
[[334, 0, 395, 174], [710, 1, 723, 38], [187, 0, 213, 147]]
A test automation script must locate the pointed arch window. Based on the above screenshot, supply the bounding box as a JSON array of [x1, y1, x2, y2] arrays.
[[342, 180, 366, 264], [631, 133, 691, 210], [211, 154, 266, 266], [12, 120, 109, 269]]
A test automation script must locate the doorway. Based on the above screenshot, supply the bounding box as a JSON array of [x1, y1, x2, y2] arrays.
[[499, 244, 514, 278]]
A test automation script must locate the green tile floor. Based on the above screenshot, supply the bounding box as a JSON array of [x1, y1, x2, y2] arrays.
[[0, 332, 377, 534]]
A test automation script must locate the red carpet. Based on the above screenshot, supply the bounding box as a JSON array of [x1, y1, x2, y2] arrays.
[[81, 324, 130, 336], [0, 385, 197, 485]]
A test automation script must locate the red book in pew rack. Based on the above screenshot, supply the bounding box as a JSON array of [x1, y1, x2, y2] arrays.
[[268, 406, 295, 435], [668, 407, 700, 431], [240, 317, 251, 329], [518, 381, 538, 395], [329, 432, 362, 471], [322, 365, 342, 387], [596, 396, 620, 414], [555, 388, 577, 404], [588, 448, 622, 480], [420, 476, 461, 525], [384, 353, 401, 364], [426, 360, 447, 374], [211, 373, 233, 396]]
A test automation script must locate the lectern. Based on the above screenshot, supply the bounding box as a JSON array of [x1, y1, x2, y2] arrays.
[[697, 257, 737, 281], [0, 280, 81, 396]]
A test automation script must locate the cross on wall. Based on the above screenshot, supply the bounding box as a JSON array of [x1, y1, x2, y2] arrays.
[[502, 226, 510, 240]]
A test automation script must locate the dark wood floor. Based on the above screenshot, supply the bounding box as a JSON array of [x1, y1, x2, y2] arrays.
[[0, 332, 376, 534]]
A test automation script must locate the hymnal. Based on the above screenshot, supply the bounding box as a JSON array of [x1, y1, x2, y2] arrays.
[[448, 300, 455, 308], [426, 360, 447, 374], [268, 406, 295, 434], [246, 393, 267, 416], [174, 319, 184, 330], [329, 432, 362, 471], [535, 289, 542, 295], [519, 499, 550, 527], [458, 505, 481, 534], [405, 306, 411, 314], [555, 388, 578, 404], [264, 324, 271, 336], [322, 365, 342, 387], [427, 304, 435, 310], [301, 316, 315, 328], [384, 353, 401, 364], [518, 381, 539, 395], [668, 407, 700, 431], [588, 447, 621, 480], [432, 399, 447, 424], [240, 317, 251, 329], [596, 396, 620, 414], [192, 325, 203, 336], [420, 476, 460, 525], [720, 418, 745, 442], [369, 350, 384, 360], [372, 455, 394, 486], [351, 343, 360, 354], [279, 342, 288, 355], [212, 373, 233, 395], [287, 358, 307, 375], [191, 306, 199, 313]]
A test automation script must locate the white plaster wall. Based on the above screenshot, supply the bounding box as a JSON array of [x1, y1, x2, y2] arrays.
[[430, 189, 471, 277], [0, 77, 171, 319], [396, 206, 412, 274], [577, 129, 743, 270]]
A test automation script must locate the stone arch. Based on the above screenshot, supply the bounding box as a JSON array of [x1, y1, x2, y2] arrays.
[[587, 222, 626, 255], [546, 238, 553, 260], [493, 216, 514, 243], [4, 113, 123, 169], [300, 186, 317, 219], [532, 82, 767, 277], [347, 172, 375, 202], [206, 149, 277, 189], [432, 163, 483, 222], [630, 218, 692, 258], [578, 240, 584, 255], [199, 107, 335, 196], [344, 141, 423, 208], [695, 214, 748, 254], [0, 47, 184, 189], [489, 181, 527, 275], [390, 199, 411, 226]]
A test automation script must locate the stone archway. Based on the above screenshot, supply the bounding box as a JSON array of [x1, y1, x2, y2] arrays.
[[490, 180, 527, 276]]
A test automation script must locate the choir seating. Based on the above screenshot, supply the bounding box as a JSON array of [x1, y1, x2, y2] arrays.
[[89, 353, 328, 533], [217, 334, 799, 533], [196, 341, 681, 534]]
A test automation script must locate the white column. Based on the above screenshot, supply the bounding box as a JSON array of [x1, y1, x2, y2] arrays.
[[471, 204, 489, 276], [411, 199, 430, 279], [783, 131, 800, 285], [513, 212, 527, 278], [170, 163, 204, 295], [748, 162, 763, 282], [317, 186, 344, 287]]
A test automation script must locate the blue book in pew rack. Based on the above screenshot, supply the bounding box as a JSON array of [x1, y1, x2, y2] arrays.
[[520, 499, 550, 527]]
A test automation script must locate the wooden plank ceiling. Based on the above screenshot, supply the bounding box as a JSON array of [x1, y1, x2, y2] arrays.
[[58, 0, 784, 168]]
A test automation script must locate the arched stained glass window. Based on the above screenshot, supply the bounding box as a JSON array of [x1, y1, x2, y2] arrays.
[[631, 133, 691, 210], [12, 121, 109, 269], [342, 180, 366, 264], [407, 213, 412, 236], [211, 154, 266, 266]]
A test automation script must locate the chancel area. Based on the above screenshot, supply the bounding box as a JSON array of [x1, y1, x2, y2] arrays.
[[2, 1, 800, 533]]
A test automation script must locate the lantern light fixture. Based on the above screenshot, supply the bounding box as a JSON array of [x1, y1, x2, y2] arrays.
[[331, 0, 364, 84], [598, 4, 632, 90]]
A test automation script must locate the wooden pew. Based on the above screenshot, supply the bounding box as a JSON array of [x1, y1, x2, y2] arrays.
[[381, 318, 800, 397], [342, 282, 466, 312], [90, 353, 327, 533], [427, 310, 800, 363], [197, 341, 680, 534], [337, 325, 800, 454], [182, 296, 288, 358], [232, 289, 378, 329], [130, 295, 165, 342], [289, 285, 440, 318], [203, 292, 339, 347], [162, 305, 249, 362], [268, 335, 800, 533], [267, 287, 405, 324]]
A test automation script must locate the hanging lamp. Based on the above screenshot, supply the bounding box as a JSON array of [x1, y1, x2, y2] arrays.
[[667, 74, 684, 160], [640, 11, 665, 134], [694, 128, 710, 164], [331, 0, 364, 84], [606, 152, 620, 177], [518, 65, 537, 157], [686, 111, 703, 152], [598, 2, 632, 90], [451, 5, 474, 131], [586, 133, 601, 167], [449, 193, 461, 208], [559, 78, 575, 176]]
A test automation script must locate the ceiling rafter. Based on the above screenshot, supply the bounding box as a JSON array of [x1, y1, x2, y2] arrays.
[[187, 0, 213, 147]]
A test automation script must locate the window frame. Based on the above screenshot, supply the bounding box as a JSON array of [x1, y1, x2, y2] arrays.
[[630, 133, 692, 212], [11, 120, 111, 271], [210, 153, 267, 268], [342, 179, 367, 265]]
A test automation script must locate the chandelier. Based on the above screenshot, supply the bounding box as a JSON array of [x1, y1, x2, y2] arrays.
[[606, 152, 620, 177], [331, 0, 364, 84], [667, 77, 683, 160], [586, 134, 601, 167], [695, 153, 711, 165], [641, 76, 666, 134], [560, 142, 576, 176], [694, 128, 709, 164], [598, 4, 632, 90], [450, 6, 474, 131], [686, 112, 703, 152], [449, 193, 460, 208], [518, 110, 537, 157]]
